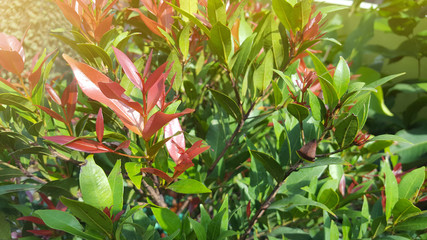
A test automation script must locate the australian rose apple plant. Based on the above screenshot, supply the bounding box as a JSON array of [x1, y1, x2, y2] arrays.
[[0, 0, 426, 239]]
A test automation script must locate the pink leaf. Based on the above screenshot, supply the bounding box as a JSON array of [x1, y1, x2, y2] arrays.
[[339, 174, 346, 196], [62, 79, 78, 122], [0, 50, 24, 75], [37, 105, 65, 123], [115, 140, 130, 151], [45, 84, 62, 105], [130, 8, 164, 38], [63, 54, 144, 135], [55, 0, 81, 28], [142, 108, 194, 141], [98, 81, 144, 115], [164, 118, 185, 163], [144, 62, 169, 92], [143, 50, 153, 80], [96, 108, 104, 142], [141, 167, 174, 184], [44, 135, 113, 153], [113, 47, 143, 91]]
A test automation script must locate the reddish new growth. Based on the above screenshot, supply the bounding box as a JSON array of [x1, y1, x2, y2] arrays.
[[353, 132, 371, 147], [289, 68, 318, 106]]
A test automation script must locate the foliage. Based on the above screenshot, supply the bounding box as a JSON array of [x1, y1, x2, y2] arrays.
[[0, 0, 426, 239]]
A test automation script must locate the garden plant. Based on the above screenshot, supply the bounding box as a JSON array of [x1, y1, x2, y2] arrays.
[[0, 0, 426, 239]]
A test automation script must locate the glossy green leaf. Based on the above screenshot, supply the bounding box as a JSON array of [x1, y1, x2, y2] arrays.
[[287, 103, 309, 122], [60, 197, 113, 237], [80, 156, 113, 209], [179, 24, 191, 60], [395, 213, 427, 231], [392, 199, 421, 224], [272, 81, 283, 107], [272, 0, 296, 31], [270, 194, 336, 216], [370, 134, 412, 144], [333, 57, 350, 98], [35, 210, 102, 240], [180, 0, 198, 21], [167, 2, 210, 37], [250, 150, 283, 182], [0, 168, 24, 181], [0, 184, 41, 195], [210, 89, 242, 121], [398, 167, 425, 200], [335, 114, 358, 148], [77, 43, 113, 70], [108, 160, 124, 215], [349, 93, 371, 130], [307, 51, 333, 82], [253, 50, 273, 92], [10, 146, 50, 157], [0, 93, 36, 112], [365, 73, 405, 89], [190, 219, 207, 240], [125, 162, 142, 189], [231, 34, 255, 78], [384, 161, 398, 220], [317, 189, 339, 209], [302, 158, 346, 168], [151, 206, 181, 235], [318, 76, 338, 109], [308, 90, 326, 121], [208, 22, 232, 63], [208, 0, 226, 25], [167, 179, 211, 194]]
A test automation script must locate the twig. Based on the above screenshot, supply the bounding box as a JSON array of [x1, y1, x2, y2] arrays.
[[240, 160, 302, 240], [141, 178, 167, 207], [8, 157, 47, 184], [207, 101, 257, 176]]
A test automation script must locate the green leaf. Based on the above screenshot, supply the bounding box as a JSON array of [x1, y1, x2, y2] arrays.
[[349, 94, 371, 130], [125, 162, 142, 189], [60, 197, 113, 237], [366, 73, 405, 89], [253, 50, 273, 92], [35, 210, 102, 240], [0, 168, 24, 181], [208, 22, 232, 63], [167, 179, 211, 194], [210, 89, 242, 122], [80, 156, 113, 209], [0, 184, 41, 195], [77, 43, 113, 70], [272, 81, 283, 107], [190, 219, 207, 240], [167, 2, 210, 37], [302, 157, 346, 168], [270, 194, 336, 217], [250, 150, 283, 182], [318, 76, 338, 109], [287, 103, 309, 122], [0, 93, 36, 112], [333, 57, 350, 98], [308, 90, 326, 121], [180, 0, 198, 21], [395, 212, 427, 231], [384, 161, 398, 220], [370, 134, 412, 144], [208, 0, 226, 25], [398, 167, 425, 200], [335, 114, 358, 148], [231, 34, 255, 78], [108, 160, 124, 215], [317, 189, 339, 209], [151, 206, 181, 235], [179, 24, 191, 60], [392, 199, 421, 224], [307, 51, 333, 82], [10, 147, 51, 157], [272, 0, 296, 31]]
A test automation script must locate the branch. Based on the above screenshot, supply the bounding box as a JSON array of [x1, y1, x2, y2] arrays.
[[240, 160, 302, 240], [6, 157, 47, 184], [141, 178, 167, 207]]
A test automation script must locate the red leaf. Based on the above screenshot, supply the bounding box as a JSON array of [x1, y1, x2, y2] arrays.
[[27, 229, 54, 236], [165, 118, 185, 163], [98, 81, 144, 115], [115, 140, 130, 151], [173, 140, 210, 179], [62, 79, 78, 121], [45, 84, 62, 105], [146, 73, 165, 112], [64, 55, 144, 135], [28, 50, 56, 93], [44, 136, 113, 153], [130, 8, 164, 38], [142, 108, 194, 141], [39, 193, 56, 209], [246, 201, 251, 219], [113, 47, 143, 90], [0, 50, 24, 75], [37, 105, 65, 123], [158, 2, 174, 31], [94, 14, 113, 42], [144, 62, 169, 93], [141, 167, 174, 184], [55, 0, 81, 28], [140, 0, 157, 15], [143, 50, 153, 80], [96, 108, 104, 142], [17, 216, 45, 225]]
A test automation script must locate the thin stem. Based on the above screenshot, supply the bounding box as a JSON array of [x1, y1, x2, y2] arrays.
[[9, 157, 47, 184], [141, 178, 167, 207], [18, 75, 30, 98], [240, 160, 303, 240]]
